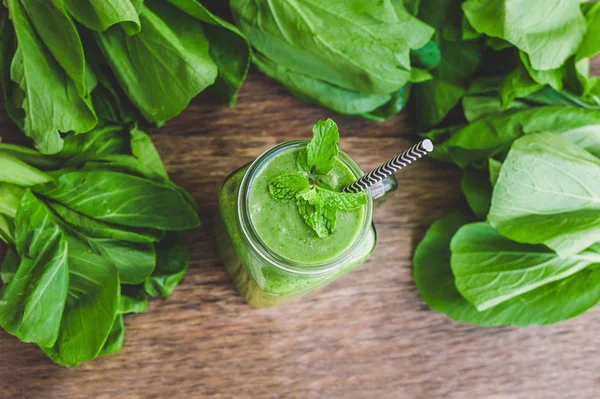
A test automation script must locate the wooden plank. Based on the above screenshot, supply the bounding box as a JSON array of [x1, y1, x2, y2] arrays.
[[0, 61, 599, 399]]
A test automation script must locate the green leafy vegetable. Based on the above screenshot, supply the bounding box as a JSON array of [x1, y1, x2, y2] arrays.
[[413, 0, 482, 127], [414, 212, 600, 327], [462, 0, 586, 71], [488, 133, 600, 257], [0, 125, 198, 366], [7, 0, 97, 154], [231, 0, 433, 119], [451, 222, 599, 311], [1, 0, 250, 151]]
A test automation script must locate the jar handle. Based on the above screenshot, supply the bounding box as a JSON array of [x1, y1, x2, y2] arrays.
[[369, 174, 398, 200]]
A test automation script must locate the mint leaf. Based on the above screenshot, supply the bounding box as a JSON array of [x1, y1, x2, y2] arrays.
[[268, 173, 309, 203], [303, 119, 340, 175], [297, 187, 320, 205], [319, 189, 367, 211], [296, 149, 310, 173], [296, 199, 336, 238], [269, 173, 310, 202], [268, 119, 367, 238]]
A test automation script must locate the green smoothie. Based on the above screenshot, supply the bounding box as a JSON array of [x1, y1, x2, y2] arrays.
[[248, 147, 366, 264], [216, 142, 376, 308]]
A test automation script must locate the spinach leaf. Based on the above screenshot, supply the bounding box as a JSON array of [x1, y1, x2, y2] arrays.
[[0, 246, 19, 284], [84, 236, 156, 285], [48, 201, 162, 244], [34, 170, 200, 230], [7, 0, 97, 154], [98, 314, 124, 357], [488, 133, 600, 257], [462, 0, 586, 71], [414, 0, 482, 127], [120, 285, 148, 313], [63, 0, 142, 35], [129, 127, 168, 178], [0, 13, 25, 130], [41, 237, 119, 367], [145, 232, 190, 297], [0, 190, 69, 347], [460, 166, 492, 219], [20, 0, 89, 96], [0, 152, 52, 187], [96, 0, 218, 123], [164, 0, 251, 105], [253, 53, 392, 116], [0, 214, 14, 244], [231, 0, 431, 95], [435, 107, 600, 167], [451, 222, 599, 310], [414, 212, 600, 327]]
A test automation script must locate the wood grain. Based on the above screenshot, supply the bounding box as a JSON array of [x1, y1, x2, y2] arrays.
[[1, 61, 599, 399]]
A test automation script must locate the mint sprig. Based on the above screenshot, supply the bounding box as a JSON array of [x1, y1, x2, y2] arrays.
[[268, 120, 366, 238], [297, 119, 340, 174]]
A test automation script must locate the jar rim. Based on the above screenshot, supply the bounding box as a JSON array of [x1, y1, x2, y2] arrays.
[[237, 140, 373, 276]]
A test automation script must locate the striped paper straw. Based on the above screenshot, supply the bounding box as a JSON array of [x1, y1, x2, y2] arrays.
[[343, 139, 434, 193]]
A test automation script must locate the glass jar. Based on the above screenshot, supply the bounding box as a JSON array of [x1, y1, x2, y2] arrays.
[[215, 141, 396, 307]]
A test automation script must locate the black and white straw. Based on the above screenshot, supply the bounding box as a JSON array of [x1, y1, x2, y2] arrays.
[[343, 139, 434, 193]]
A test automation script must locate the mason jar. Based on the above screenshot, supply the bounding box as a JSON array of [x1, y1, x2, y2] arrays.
[[215, 141, 397, 308]]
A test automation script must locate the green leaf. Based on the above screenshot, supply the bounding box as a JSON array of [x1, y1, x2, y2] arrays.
[[119, 285, 148, 314], [414, 212, 600, 327], [0, 11, 25, 131], [488, 158, 502, 186], [499, 64, 543, 108], [33, 170, 200, 230], [84, 236, 156, 285], [519, 52, 564, 91], [410, 40, 441, 70], [319, 189, 367, 211], [0, 214, 15, 244], [48, 201, 163, 244], [0, 183, 24, 219], [577, 2, 600, 61], [414, 0, 482, 127], [0, 246, 19, 284], [253, 53, 393, 117], [462, 0, 586, 71], [451, 222, 599, 311], [410, 68, 433, 83], [96, 0, 218, 123], [145, 232, 190, 297], [304, 119, 340, 175], [437, 107, 600, 167], [488, 133, 600, 257], [231, 0, 432, 94], [60, 125, 129, 160], [460, 166, 491, 219], [63, 0, 142, 34], [163, 0, 251, 105], [98, 314, 124, 358], [20, 0, 88, 96], [129, 127, 168, 178], [41, 238, 120, 367], [462, 94, 528, 122], [296, 199, 336, 238], [268, 173, 309, 203], [7, 0, 97, 154], [0, 190, 69, 347], [361, 84, 412, 122], [0, 152, 52, 187]]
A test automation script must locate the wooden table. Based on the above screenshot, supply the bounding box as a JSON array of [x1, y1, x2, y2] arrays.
[[1, 62, 599, 399]]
